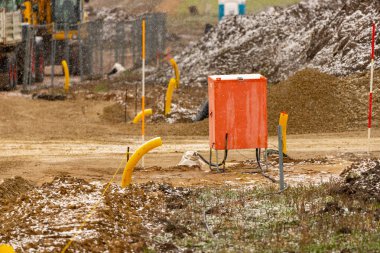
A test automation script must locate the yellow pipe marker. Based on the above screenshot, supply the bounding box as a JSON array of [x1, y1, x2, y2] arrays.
[[133, 109, 152, 124], [121, 137, 163, 188], [279, 112, 289, 155], [165, 78, 177, 115], [0, 244, 15, 253], [169, 58, 180, 88], [62, 60, 70, 93]]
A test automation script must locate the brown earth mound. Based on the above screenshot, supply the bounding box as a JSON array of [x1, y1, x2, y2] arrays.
[[267, 69, 380, 135], [0, 177, 34, 205], [99, 68, 379, 136]]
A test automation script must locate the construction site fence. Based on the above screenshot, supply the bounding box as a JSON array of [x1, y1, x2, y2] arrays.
[[22, 13, 167, 88]]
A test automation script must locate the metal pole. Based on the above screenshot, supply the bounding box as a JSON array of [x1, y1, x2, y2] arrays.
[[368, 22, 376, 154], [88, 23, 93, 76], [278, 125, 285, 191], [23, 26, 30, 90], [100, 22, 104, 75], [141, 18, 146, 168], [50, 38, 56, 87], [27, 27, 35, 87], [215, 149, 220, 173], [78, 23, 83, 82], [135, 82, 137, 116], [64, 23, 69, 66], [125, 88, 128, 123], [121, 22, 126, 67]]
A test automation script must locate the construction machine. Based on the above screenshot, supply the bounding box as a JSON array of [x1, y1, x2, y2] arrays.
[[0, 0, 88, 89], [0, 0, 22, 89], [21, 0, 90, 80]]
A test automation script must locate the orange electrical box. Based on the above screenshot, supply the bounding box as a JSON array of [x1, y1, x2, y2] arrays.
[[208, 74, 268, 150]]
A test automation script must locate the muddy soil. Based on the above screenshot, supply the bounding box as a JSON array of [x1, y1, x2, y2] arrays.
[[0, 80, 380, 252], [1, 174, 380, 252], [0, 176, 194, 252], [1, 80, 380, 187]]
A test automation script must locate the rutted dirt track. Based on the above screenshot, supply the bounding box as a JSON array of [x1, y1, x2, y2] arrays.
[[0, 89, 379, 188]]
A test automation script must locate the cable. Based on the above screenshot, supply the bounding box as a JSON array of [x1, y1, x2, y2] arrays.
[[256, 148, 277, 183], [197, 149, 228, 168], [61, 149, 130, 253], [196, 134, 229, 170]]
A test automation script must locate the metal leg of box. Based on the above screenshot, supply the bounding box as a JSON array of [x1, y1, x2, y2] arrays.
[[209, 147, 213, 172], [206, 137, 228, 173], [215, 149, 220, 173]]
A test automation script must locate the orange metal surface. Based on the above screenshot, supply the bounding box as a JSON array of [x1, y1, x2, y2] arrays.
[[208, 74, 268, 150]]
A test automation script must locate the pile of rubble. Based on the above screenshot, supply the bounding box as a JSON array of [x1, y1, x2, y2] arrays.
[[152, 0, 380, 85], [340, 159, 380, 201], [89, 7, 132, 22], [86, 7, 134, 42]]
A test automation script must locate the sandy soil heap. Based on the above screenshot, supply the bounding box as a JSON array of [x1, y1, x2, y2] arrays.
[[0, 177, 34, 205], [152, 0, 380, 85], [267, 69, 380, 135]]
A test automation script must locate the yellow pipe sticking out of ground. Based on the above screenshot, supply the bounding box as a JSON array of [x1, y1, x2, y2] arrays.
[[61, 60, 70, 93], [165, 78, 177, 115], [133, 109, 153, 124], [121, 137, 163, 188], [169, 58, 180, 88], [279, 112, 289, 155], [0, 244, 15, 253]]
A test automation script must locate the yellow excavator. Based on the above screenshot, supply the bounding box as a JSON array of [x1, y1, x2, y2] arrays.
[[22, 0, 90, 78], [0, 0, 88, 89]]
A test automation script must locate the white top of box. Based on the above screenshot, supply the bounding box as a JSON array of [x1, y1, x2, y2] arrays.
[[219, 0, 246, 4], [209, 74, 263, 81]]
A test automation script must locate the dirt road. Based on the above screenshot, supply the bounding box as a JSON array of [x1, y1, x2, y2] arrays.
[[0, 132, 378, 186], [0, 90, 378, 187]]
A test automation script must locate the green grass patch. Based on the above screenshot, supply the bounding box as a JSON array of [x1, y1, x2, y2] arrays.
[[151, 182, 380, 252]]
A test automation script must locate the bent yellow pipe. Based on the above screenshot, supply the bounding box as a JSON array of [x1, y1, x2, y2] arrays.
[[169, 58, 180, 88], [279, 112, 289, 155], [61, 60, 70, 93], [165, 78, 177, 115], [133, 109, 152, 124], [121, 137, 163, 188], [0, 244, 15, 253]]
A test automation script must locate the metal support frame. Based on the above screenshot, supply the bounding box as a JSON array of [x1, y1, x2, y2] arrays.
[[78, 23, 83, 82], [50, 38, 56, 86], [207, 134, 229, 173]]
